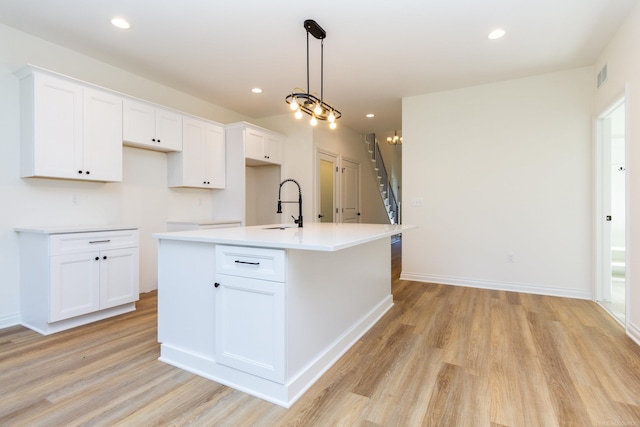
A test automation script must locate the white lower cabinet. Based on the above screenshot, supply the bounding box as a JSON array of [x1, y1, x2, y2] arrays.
[[16, 227, 139, 335], [214, 245, 286, 383], [50, 246, 138, 322]]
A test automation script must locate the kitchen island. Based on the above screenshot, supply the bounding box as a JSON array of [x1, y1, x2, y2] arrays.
[[153, 222, 414, 407]]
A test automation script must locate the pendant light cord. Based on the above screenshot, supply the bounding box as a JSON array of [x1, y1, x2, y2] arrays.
[[306, 30, 310, 95], [321, 39, 324, 103]]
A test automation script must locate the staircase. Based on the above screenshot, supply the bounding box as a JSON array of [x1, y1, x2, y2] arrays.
[[364, 134, 400, 224]]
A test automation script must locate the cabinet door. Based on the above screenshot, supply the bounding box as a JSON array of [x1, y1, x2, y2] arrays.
[[122, 99, 155, 147], [264, 135, 282, 165], [50, 251, 101, 322], [180, 117, 206, 187], [158, 240, 216, 359], [100, 247, 139, 309], [214, 274, 285, 383], [203, 122, 225, 188], [32, 73, 83, 179], [155, 108, 183, 151], [83, 88, 123, 182], [245, 129, 264, 161]]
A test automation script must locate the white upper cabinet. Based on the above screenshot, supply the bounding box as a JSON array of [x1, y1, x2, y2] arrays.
[[18, 68, 123, 182], [82, 88, 124, 181], [245, 127, 282, 165], [123, 99, 182, 152], [168, 116, 225, 189]]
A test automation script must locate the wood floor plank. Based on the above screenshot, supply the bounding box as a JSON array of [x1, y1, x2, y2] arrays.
[[1, 242, 640, 426]]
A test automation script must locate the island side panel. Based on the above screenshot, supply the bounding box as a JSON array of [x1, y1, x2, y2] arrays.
[[157, 239, 216, 360], [286, 237, 393, 382]]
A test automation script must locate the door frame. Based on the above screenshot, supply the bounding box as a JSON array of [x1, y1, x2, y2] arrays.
[[594, 88, 630, 325]]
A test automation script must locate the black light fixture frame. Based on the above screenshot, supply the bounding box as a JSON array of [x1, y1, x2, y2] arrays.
[[285, 20, 341, 123]]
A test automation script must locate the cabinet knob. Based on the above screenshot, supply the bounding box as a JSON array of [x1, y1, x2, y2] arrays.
[[214, 282, 220, 288], [103, 255, 107, 260], [152, 138, 156, 142], [157, 139, 161, 143], [86, 171, 90, 175], [78, 170, 83, 174], [95, 256, 99, 261]]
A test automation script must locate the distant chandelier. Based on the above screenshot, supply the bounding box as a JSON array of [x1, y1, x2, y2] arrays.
[[387, 130, 402, 145], [285, 19, 341, 129]]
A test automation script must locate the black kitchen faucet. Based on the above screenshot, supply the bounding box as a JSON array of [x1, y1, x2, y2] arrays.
[[277, 179, 303, 227]]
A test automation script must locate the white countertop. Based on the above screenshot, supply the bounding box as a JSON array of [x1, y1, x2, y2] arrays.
[[166, 219, 241, 226], [14, 225, 138, 234], [153, 223, 415, 251]]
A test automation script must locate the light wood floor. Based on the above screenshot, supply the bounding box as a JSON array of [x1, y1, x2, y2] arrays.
[[2, 241, 640, 426]]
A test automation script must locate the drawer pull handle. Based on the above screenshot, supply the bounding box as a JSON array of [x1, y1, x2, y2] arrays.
[[234, 260, 260, 266], [89, 240, 111, 244]]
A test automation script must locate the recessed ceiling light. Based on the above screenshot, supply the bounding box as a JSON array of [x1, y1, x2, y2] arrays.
[[366, 113, 375, 118], [488, 29, 505, 40], [111, 17, 130, 30], [251, 88, 263, 94]]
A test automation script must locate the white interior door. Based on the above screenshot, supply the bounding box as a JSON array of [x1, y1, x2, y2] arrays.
[[316, 151, 337, 223], [341, 159, 360, 223]]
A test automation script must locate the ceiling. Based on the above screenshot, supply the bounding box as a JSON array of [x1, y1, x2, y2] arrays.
[[0, 0, 637, 135]]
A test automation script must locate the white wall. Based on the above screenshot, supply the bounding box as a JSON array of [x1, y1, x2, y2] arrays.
[[402, 67, 594, 298], [0, 25, 250, 327], [593, 2, 640, 343]]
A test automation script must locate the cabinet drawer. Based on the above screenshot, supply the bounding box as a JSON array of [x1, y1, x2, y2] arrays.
[[50, 229, 139, 255], [216, 245, 285, 282]]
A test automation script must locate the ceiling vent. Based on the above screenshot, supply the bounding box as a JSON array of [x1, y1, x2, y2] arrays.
[[597, 64, 608, 88]]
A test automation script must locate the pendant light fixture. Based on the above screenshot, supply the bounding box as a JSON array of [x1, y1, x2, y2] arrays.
[[387, 130, 402, 145], [285, 19, 341, 129]]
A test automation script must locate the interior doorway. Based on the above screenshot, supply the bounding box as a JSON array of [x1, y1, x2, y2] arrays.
[[316, 150, 361, 223], [341, 158, 360, 223], [596, 97, 627, 324], [317, 151, 337, 223]]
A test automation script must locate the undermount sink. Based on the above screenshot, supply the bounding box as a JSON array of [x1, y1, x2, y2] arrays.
[[262, 225, 299, 230]]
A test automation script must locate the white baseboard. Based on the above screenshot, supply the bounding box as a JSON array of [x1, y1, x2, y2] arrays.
[[627, 321, 640, 346], [0, 312, 20, 330], [400, 272, 592, 300]]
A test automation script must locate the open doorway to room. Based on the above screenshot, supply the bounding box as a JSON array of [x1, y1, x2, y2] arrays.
[[316, 150, 337, 223], [596, 97, 627, 325], [315, 149, 361, 223]]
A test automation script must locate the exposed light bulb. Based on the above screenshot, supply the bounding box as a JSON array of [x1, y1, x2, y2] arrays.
[[289, 99, 299, 111], [314, 104, 323, 115], [294, 109, 303, 119], [328, 111, 336, 123], [329, 122, 337, 130], [310, 116, 318, 126]]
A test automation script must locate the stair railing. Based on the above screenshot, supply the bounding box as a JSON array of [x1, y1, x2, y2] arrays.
[[365, 134, 400, 224]]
